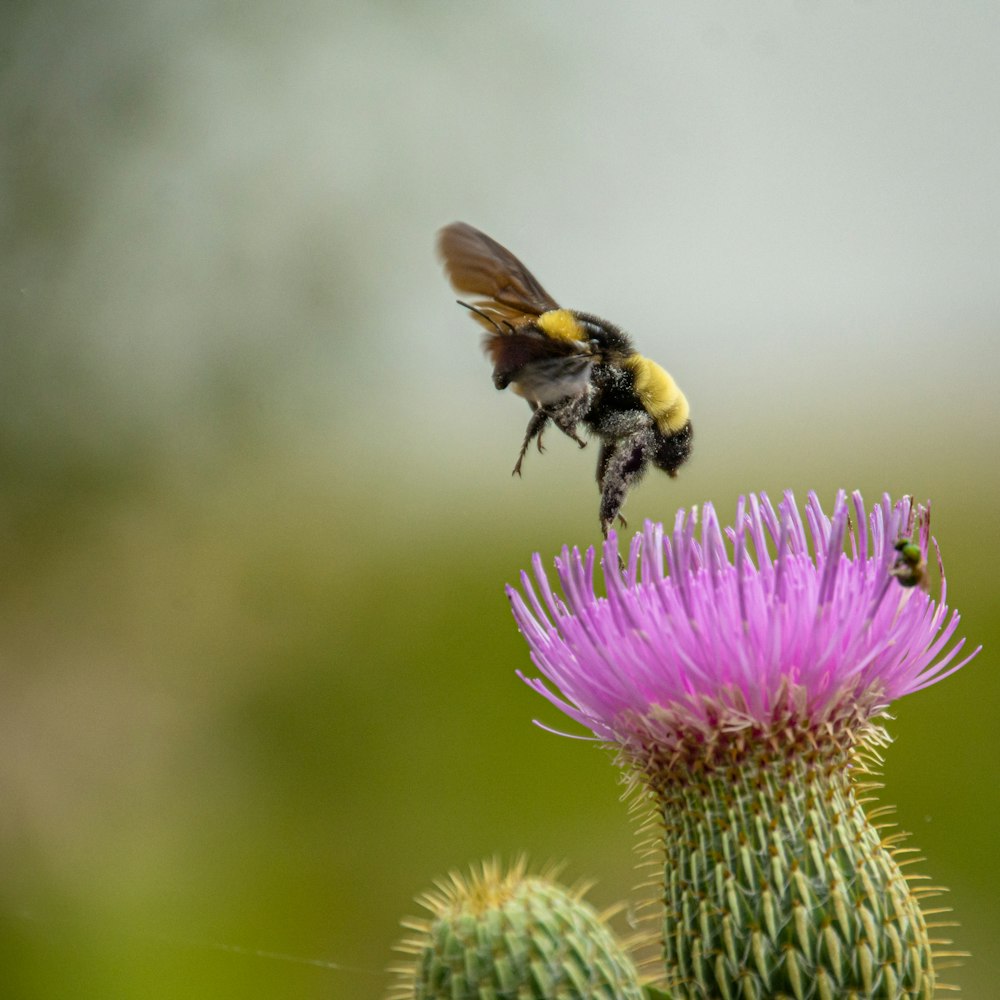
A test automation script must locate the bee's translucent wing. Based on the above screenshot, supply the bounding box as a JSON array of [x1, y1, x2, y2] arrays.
[[437, 222, 560, 317]]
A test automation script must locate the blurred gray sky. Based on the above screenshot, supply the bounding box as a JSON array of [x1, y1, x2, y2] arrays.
[[3, 2, 998, 488]]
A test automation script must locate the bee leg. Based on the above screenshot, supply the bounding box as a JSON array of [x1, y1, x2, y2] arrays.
[[596, 441, 611, 488], [550, 407, 588, 449], [596, 445, 631, 526], [597, 435, 650, 538], [598, 445, 627, 572], [597, 443, 628, 541], [512, 409, 550, 477]]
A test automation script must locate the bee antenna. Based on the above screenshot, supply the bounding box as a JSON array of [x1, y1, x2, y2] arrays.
[[457, 299, 506, 335]]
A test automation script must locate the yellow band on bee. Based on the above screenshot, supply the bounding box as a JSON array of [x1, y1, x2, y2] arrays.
[[625, 355, 690, 433], [537, 309, 585, 342]]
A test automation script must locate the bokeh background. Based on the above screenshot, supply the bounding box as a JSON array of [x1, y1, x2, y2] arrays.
[[2, 4, 998, 998]]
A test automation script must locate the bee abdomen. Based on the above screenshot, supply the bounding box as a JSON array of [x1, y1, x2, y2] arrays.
[[653, 420, 692, 476], [624, 355, 690, 434]]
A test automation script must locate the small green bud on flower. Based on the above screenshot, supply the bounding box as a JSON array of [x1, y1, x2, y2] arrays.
[[387, 858, 645, 1000]]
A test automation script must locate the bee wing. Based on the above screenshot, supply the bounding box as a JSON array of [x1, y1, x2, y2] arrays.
[[437, 222, 560, 317]]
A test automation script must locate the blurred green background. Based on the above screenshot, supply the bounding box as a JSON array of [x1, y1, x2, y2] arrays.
[[2, 4, 998, 998]]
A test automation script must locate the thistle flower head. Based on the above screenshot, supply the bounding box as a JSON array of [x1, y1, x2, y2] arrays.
[[509, 492, 979, 998], [510, 490, 978, 757]]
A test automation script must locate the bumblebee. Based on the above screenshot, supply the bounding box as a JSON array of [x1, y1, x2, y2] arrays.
[[437, 222, 692, 537]]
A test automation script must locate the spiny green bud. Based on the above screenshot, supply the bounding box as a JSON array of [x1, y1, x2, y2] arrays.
[[386, 858, 646, 1000]]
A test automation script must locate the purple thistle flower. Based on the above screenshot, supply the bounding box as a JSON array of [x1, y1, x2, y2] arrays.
[[508, 490, 980, 999], [510, 490, 977, 751]]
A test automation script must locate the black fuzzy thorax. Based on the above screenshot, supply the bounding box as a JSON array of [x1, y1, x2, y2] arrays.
[[572, 311, 635, 359]]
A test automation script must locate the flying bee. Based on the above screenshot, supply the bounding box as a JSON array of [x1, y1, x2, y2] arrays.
[[890, 536, 928, 589], [437, 222, 692, 538]]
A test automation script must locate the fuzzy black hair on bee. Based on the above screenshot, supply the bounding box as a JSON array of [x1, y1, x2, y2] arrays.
[[437, 222, 692, 537]]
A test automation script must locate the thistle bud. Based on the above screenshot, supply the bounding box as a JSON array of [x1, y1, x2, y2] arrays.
[[387, 858, 644, 1000]]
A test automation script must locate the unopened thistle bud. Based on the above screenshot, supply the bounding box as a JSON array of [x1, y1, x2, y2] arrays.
[[509, 491, 979, 999], [387, 858, 645, 1000]]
